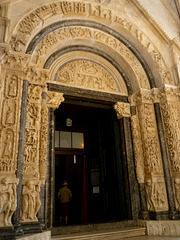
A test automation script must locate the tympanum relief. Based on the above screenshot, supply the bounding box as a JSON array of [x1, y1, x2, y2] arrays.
[[56, 60, 119, 93]]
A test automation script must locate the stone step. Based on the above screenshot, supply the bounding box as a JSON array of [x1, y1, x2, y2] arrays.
[[51, 226, 146, 240]]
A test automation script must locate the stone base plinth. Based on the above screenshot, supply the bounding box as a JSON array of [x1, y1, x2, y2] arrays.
[[16, 231, 51, 240], [138, 219, 180, 236]]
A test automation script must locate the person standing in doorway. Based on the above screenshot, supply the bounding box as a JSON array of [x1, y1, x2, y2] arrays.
[[58, 180, 72, 225]]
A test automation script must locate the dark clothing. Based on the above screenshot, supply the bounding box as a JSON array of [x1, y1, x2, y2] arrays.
[[60, 203, 69, 217]]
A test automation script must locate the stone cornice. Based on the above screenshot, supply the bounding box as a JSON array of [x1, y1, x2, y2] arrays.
[[129, 86, 180, 105]]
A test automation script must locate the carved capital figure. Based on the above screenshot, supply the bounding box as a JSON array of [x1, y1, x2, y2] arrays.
[[113, 102, 131, 119], [46, 92, 64, 109]]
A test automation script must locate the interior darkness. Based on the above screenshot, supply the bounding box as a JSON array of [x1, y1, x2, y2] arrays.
[[54, 100, 129, 226]]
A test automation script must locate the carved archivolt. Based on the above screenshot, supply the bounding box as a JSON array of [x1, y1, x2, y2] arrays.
[[33, 26, 148, 89], [0, 177, 19, 227], [56, 60, 119, 93], [9, 1, 173, 86]]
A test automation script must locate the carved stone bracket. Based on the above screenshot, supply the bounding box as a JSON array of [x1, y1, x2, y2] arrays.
[[0, 176, 19, 227], [113, 102, 131, 119], [46, 91, 64, 109]]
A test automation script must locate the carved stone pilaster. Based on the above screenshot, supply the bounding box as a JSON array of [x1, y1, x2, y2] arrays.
[[160, 100, 180, 211], [137, 102, 168, 212], [113, 102, 131, 119], [39, 92, 48, 184], [170, 38, 180, 85], [21, 83, 42, 223], [46, 91, 64, 109], [130, 113, 145, 184]]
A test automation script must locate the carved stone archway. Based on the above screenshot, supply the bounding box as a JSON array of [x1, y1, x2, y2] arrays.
[[0, 0, 180, 238]]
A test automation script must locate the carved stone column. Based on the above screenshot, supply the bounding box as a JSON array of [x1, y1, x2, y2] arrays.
[[128, 96, 149, 220], [170, 39, 180, 86], [159, 86, 180, 216], [0, 52, 30, 238], [130, 89, 169, 220], [114, 102, 140, 220], [20, 67, 49, 233], [45, 91, 64, 228]]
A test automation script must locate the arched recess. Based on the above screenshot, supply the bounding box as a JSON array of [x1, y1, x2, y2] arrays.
[[6, 0, 177, 228]]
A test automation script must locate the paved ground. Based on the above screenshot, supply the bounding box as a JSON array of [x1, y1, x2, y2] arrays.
[[127, 237, 180, 240]]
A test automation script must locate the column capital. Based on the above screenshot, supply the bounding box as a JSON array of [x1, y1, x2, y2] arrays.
[[113, 102, 131, 119], [46, 91, 64, 109]]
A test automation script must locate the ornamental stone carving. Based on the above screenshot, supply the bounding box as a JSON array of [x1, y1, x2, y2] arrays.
[[2, 53, 30, 71], [0, 177, 19, 227], [139, 220, 180, 236], [9, 1, 173, 86], [46, 92, 64, 109], [56, 60, 119, 93], [0, 71, 23, 174], [131, 114, 145, 183], [113, 102, 131, 119], [137, 102, 168, 211], [25, 66, 49, 85], [39, 96, 48, 183], [21, 180, 41, 222]]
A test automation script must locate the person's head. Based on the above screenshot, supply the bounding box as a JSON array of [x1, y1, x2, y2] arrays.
[[62, 180, 68, 186]]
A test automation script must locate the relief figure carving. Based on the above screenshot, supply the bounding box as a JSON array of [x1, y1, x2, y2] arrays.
[[26, 103, 40, 128], [21, 180, 41, 222], [0, 177, 18, 227], [8, 75, 18, 97], [2, 129, 13, 158], [174, 178, 180, 210]]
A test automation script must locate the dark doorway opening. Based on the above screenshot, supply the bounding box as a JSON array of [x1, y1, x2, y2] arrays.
[[54, 101, 129, 226]]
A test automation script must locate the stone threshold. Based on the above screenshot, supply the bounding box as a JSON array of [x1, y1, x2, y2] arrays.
[[51, 220, 138, 236], [51, 226, 146, 240]]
